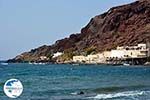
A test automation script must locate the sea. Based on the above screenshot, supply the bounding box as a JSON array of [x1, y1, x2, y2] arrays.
[[0, 63, 150, 100]]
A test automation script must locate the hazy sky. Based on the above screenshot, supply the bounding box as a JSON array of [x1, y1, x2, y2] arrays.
[[0, 0, 135, 60]]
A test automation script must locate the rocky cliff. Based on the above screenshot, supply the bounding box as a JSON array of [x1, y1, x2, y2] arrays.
[[8, 0, 150, 62]]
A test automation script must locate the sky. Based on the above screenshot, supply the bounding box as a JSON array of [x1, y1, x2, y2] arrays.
[[0, 0, 135, 60]]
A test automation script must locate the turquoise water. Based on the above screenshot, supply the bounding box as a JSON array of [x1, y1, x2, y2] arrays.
[[0, 63, 150, 100]]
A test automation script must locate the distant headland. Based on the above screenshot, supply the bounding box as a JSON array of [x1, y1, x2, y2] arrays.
[[7, 0, 150, 65]]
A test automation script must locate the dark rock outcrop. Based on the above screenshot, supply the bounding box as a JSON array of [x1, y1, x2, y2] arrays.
[[8, 0, 150, 62]]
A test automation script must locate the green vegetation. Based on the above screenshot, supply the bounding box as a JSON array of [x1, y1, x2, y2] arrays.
[[59, 52, 75, 61], [111, 43, 118, 49], [57, 49, 76, 61], [85, 47, 96, 56], [46, 53, 53, 60]]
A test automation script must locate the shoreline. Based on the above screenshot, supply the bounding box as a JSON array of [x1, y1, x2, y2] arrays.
[[3, 61, 150, 66]]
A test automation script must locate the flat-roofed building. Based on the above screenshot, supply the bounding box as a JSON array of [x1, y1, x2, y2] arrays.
[[73, 44, 148, 64], [73, 56, 86, 63], [109, 44, 148, 59], [40, 56, 48, 60], [53, 52, 63, 58], [110, 50, 125, 59], [103, 51, 111, 57], [73, 53, 107, 64], [86, 54, 100, 63]]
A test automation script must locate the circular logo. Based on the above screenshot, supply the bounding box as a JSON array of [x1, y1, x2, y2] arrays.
[[3, 79, 23, 98]]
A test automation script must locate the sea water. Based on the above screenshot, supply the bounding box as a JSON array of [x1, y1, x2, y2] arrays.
[[0, 63, 150, 100]]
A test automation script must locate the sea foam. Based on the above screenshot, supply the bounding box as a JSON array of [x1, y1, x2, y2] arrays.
[[88, 90, 147, 99], [0, 63, 8, 66]]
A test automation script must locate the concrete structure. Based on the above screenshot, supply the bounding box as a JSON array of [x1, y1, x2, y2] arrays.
[[86, 54, 103, 63], [108, 44, 148, 59], [72, 44, 149, 64], [73, 56, 86, 63], [103, 51, 111, 57], [53, 52, 63, 58], [147, 42, 150, 57], [110, 50, 125, 59], [86, 54, 98, 63], [40, 56, 48, 60], [106, 43, 149, 65], [73, 54, 106, 64]]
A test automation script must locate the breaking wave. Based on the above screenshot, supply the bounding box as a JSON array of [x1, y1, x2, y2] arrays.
[[88, 90, 149, 99], [92, 85, 147, 93]]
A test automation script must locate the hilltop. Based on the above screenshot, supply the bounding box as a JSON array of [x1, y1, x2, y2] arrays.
[[8, 0, 150, 63]]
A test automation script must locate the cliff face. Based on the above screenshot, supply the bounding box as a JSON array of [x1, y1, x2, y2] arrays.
[[8, 0, 150, 62]]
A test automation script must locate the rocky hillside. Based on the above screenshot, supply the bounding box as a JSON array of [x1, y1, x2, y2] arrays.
[[8, 0, 150, 62]]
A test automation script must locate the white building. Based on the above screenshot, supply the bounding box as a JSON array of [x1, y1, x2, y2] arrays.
[[86, 54, 99, 63], [109, 44, 148, 59], [40, 56, 48, 60], [110, 50, 125, 58], [53, 52, 63, 58], [73, 44, 148, 63], [73, 56, 86, 63], [73, 53, 107, 64]]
